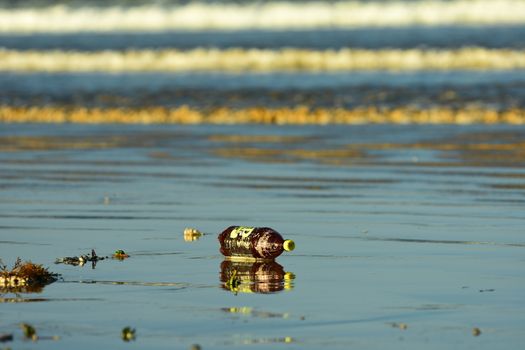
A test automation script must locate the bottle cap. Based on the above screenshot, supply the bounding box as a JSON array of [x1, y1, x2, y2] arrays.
[[283, 240, 295, 252], [284, 272, 296, 280]]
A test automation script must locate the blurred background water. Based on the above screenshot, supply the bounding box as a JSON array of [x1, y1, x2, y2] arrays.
[[0, 0, 525, 114]]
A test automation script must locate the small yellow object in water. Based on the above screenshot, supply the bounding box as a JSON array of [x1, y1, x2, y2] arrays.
[[113, 249, 130, 259], [184, 227, 203, 241], [121, 327, 136, 342], [472, 327, 481, 336]]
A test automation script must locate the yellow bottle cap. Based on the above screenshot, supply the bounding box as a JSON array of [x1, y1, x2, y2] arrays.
[[284, 272, 296, 280], [283, 240, 295, 252]]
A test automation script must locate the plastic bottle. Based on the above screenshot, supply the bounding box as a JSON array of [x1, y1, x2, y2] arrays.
[[218, 226, 295, 260]]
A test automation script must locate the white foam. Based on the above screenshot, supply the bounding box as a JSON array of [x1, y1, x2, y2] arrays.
[[1, 0, 525, 33], [1, 47, 524, 72]]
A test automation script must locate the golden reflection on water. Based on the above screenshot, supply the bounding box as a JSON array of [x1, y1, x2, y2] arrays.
[[212, 130, 525, 168], [213, 147, 367, 165], [208, 134, 309, 144], [1, 126, 524, 169], [0, 135, 124, 151], [345, 139, 525, 166]]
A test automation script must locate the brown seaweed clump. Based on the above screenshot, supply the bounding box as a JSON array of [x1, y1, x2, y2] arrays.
[[55, 249, 106, 267], [0, 258, 59, 293]]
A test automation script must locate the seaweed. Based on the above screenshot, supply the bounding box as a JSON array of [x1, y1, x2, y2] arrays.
[[19, 323, 60, 342], [113, 250, 130, 260], [0, 258, 59, 293], [55, 249, 106, 268], [20, 323, 37, 341], [121, 327, 136, 342], [0, 333, 13, 342], [55, 249, 130, 268]]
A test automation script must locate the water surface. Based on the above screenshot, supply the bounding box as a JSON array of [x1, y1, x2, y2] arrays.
[[1, 124, 524, 349]]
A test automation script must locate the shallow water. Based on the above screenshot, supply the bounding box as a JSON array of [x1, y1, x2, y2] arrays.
[[1, 0, 524, 347], [3, 71, 525, 110], [1, 124, 524, 349]]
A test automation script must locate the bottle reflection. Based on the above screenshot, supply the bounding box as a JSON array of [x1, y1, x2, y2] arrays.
[[220, 259, 295, 294]]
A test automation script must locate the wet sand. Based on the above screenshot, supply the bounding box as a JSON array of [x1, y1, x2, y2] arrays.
[[1, 124, 524, 349]]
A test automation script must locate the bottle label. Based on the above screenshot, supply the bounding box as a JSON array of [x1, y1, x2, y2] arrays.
[[230, 226, 254, 239]]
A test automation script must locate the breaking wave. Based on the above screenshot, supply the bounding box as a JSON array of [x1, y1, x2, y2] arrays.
[[1, 0, 525, 33], [1, 48, 524, 72]]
